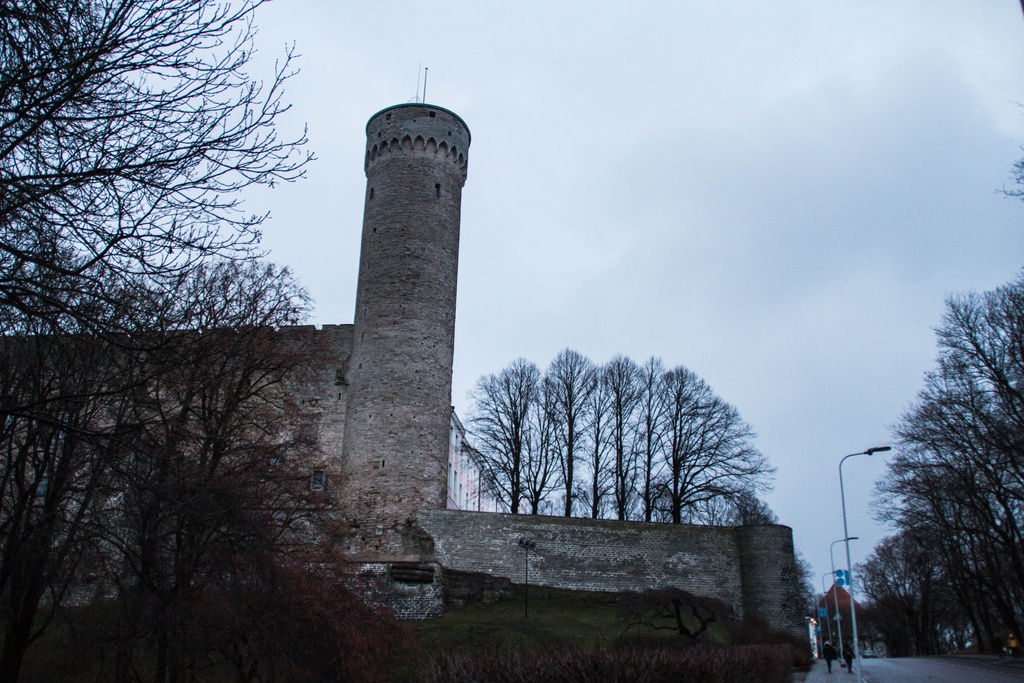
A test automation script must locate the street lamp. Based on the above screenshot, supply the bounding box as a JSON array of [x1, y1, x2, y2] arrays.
[[820, 572, 834, 647], [518, 536, 537, 619], [830, 537, 858, 663], [839, 446, 891, 683]]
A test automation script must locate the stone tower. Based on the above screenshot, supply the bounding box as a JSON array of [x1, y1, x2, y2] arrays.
[[341, 104, 470, 559]]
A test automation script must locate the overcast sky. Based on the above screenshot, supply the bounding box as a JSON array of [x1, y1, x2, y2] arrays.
[[247, 1, 1024, 590]]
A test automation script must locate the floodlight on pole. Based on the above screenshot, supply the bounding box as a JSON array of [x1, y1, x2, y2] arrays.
[[517, 536, 537, 619], [839, 446, 891, 683]]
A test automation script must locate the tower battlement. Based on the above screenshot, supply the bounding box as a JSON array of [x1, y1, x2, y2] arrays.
[[364, 104, 470, 183]]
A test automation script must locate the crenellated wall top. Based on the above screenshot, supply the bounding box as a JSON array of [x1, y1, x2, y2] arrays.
[[364, 104, 470, 182]]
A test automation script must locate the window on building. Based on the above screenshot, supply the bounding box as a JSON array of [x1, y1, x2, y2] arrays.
[[311, 470, 325, 492]]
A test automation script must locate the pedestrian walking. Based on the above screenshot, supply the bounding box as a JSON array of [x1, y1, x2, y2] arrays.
[[843, 642, 854, 674], [822, 641, 837, 673]]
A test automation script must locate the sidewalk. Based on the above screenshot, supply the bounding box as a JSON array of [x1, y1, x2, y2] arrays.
[[794, 652, 1024, 681], [794, 658, 855, 682]]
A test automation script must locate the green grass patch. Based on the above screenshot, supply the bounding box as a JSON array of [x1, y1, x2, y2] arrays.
[[409, 584, 729, 653]]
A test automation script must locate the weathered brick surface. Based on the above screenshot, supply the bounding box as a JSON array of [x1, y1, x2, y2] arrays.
[[274, 324, 353, 501], [736, 524, 805, 636], [341, 105, 471, 558], [419, 511, 745, 613], [344, 561, 445, 619], [417, 511, 802, 633]]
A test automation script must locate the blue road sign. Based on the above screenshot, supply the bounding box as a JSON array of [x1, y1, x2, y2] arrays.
[[834, 569, 849, 586]]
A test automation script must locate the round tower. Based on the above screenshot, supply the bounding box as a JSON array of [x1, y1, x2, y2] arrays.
[[341, 103, 470, 558]]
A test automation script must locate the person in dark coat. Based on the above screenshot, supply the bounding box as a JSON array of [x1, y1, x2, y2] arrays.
[[822, 641, 837, 673], [843, 643, 854, 674]]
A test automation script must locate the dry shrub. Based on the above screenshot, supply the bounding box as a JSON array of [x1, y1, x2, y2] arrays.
[[419, 643, 792, 683], [192, 558, 407, 683], [618, 587, 731, 641], [727, 617, 812, 671]]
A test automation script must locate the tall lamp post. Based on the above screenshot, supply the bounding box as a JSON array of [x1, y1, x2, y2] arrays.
[[820, 572, 835, 647], [840, 446, 891, 683], [830, 537, 858, 662], [518, 536, 537, 619]]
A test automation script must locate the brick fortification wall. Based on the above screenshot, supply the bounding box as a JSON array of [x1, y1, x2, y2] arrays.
[[736, 524, 806, 635], [273, 324, 353, 496], [419, 510, 801, 633]]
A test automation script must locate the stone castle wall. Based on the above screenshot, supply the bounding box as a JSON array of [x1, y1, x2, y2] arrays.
[[274, 324, 353, 500], [736, 524, 806, 633], [419, 509, 801, 632]]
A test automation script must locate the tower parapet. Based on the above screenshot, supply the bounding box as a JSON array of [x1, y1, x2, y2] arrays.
[[341, 103, 471, 559], [365, 104, 469, 183]]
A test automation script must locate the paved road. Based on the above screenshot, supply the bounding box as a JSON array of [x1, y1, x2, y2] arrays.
[[856, 657, 1024, 683]]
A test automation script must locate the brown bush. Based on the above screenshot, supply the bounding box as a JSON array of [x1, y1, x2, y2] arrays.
[[418, 643, 792, 683], [618, 587, 732, 641], [727, 617, 812, 671], [191, 559, 407, 683], [57, 557, 407, 683]]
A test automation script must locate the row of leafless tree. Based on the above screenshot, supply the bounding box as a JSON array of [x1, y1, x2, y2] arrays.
[[468, 350, 775, 524], [0, 2, 401, 681], [861, 274, 1024, 656]]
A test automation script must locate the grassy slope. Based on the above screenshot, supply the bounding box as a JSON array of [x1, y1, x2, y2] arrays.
[[408, 585, 728, 653], [391, 586, 735, 681]]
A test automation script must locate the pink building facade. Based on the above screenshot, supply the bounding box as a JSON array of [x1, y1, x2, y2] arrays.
[[446, 411, 500, 512]]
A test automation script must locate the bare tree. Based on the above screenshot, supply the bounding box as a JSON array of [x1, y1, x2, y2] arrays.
[[581, 370, 613, 519], [634, 357, 666, 522], [521, 377, 559, 514], [730, 490, 779, 526], [546, 349, 596, 517], [468, 359, 540, 514], [659, 366, 771, 524], [0, 261, 312, 682], [93, 261, 312, 683], [0, 0, 310, 335], [880, 274, 1024, 652], [683, 490, 777, 526], [603, 355, 641, 521], [858, 531, 958, 656], [0, 332, 137, 682]]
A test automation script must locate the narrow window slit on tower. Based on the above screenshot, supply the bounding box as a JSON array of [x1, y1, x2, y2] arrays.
[[381, 460, 386, 468], [434, 183, 441, 198], [369, 188, 374, 200], [429, 111, 436, 118]]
